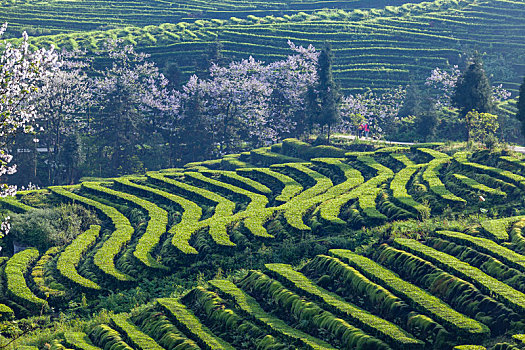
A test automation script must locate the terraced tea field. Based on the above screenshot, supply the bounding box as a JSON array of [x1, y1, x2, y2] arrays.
[[3, 139, 525, 348], [12, 0, 525, 94], [1, 0, 432, 35]]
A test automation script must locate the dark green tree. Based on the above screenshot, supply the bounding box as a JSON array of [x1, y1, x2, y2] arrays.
[[196, 40, 224, 78], [398, 78, 423, 118], [60, 133, 83, 184], [414, 98, 439, 141], [316, 43, 342, 143], [516, 77, 525, 137], [89, 42, 171, 177], [452, 56, 494, 117], [162, 60, 183, 90], [305, 85, 320, 137], [178, 93, 213, 164], [93, 79, 146, 176]]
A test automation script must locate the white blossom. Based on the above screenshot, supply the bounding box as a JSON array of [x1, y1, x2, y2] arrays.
[[0, 23, 58, 236]]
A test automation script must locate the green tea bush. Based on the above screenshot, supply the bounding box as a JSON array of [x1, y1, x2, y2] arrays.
[[6, 204, 99, 252]]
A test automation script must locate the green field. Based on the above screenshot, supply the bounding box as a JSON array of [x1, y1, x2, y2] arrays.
[[4, 0, 524, 94], [1, 0, 525, 346], [3, 139, 525, 348]]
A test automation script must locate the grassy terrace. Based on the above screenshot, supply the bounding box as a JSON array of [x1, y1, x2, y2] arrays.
[[6, 0, 523, 94], [3, 141, 525, 348], [0, 0, 437, 35]]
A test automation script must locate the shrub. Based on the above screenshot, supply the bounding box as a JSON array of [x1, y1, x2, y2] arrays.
[[7, 204, 99, 251]]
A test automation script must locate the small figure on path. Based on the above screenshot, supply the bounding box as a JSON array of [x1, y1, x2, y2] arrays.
[[358, 123, 364, 138], [364, 122, 370, 138]]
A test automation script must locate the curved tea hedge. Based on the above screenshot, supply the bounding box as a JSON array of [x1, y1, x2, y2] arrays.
[[50, 185, 136, 282], [69, 236, 525, 350], [8, 142, 525, 289], [264, 263, 424, 348], [330, 249, 489, 339], [5, 248, 49, 313], [82, 181, 169, 270], [56, 225, 102, 290]]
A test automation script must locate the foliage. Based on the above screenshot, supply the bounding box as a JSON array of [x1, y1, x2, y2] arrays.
[[414, 98, 439, 141], [5, 203, 98, 251], [56, 225, 101, 290], [32, 49, 92, 185], [0, 24, 58, 240], [395, 238, 525, 316], [465, 111, 499, 146], [452, 57, 494, 117], [5, 248, 48, 314], [332, 249, 489, 338], [339, 86, 406, 138], [210, 278, 335, 350], [265, 263, 423, 348], [157, 298, 235, 350], [4, 139, 525, 349], [425, 65, 461, 107], [50, 186, 135, 282], [314, 44, 342, 142], [516, 77, 525, 137], [90, 40, 175, 176], [173, 41, 319, 157]]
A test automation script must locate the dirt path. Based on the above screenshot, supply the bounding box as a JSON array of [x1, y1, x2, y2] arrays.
[[333, 134, 525, 153]]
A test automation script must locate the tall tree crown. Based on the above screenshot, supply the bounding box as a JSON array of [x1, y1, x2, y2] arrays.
[[452, 56, 494, 116], [316, 43, 341, 141], [516, 77, 525, 137]]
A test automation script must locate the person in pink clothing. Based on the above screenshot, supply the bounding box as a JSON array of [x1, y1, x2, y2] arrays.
[[363, 122, 370, 138]]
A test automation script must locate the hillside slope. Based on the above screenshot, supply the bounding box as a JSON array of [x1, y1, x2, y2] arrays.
[[0, 0, 439, 36], [14, 0, 525, 94], [4, 140, 525, 348]]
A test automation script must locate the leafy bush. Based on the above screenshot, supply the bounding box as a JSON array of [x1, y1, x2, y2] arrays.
[[6, 204, 99, 252]]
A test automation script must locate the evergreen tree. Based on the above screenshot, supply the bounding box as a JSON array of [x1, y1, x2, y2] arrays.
[[414, 98, 439, 141], [162, 60, 182, 90], [398, 78, 423, 118], [94, 84, 145, 175], [305, 85, 320, 137], [516, 77, 525, 137], [90, 43, 173, 176], [60, 133, 83, 184], [206, 40, 224, 66], [196, 40, 224, 78], [452, 56, 494, 117], [179, 93, 213, 164], [316, 43, 341, 143]]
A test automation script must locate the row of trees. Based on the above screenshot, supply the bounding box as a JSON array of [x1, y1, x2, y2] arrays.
[[11, 40, 327, 185], [5, 28, 523, 190], [13, 39, 371, 186]]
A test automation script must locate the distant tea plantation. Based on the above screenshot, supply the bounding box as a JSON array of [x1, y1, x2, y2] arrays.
[[2, 139, 525, 349], [6, 0, 525, 95]]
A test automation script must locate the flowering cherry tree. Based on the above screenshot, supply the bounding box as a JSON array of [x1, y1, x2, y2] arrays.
[[265, 41, 319, 138], [492, 84, 512, 102], [91, 40, 176, 174], [425, 65, 461, 107], [174, 41, 319, 156], [339, 86, 406, 138], [33, 49, 93, 184], [199, 56, 273, 153], [0, 24, 59, 237]]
